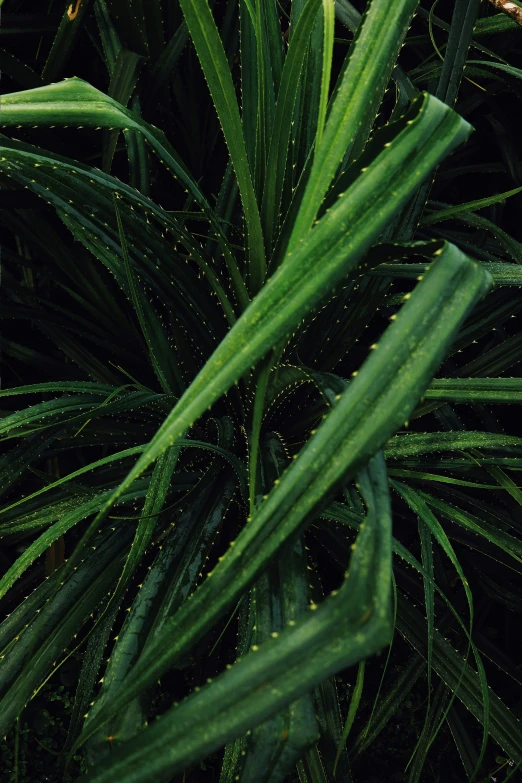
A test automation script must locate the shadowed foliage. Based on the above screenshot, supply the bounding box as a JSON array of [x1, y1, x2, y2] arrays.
[[1, 1, 522, 781]]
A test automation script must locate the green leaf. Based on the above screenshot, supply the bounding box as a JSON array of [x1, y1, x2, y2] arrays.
[[435, 208, 522, 265], [0, 47, 44, 89], [77, 452, 392, 781], [473, 13, 521, 36], [424, 378, 522, 403], [0, 135, 239, 331], [333, 659, 365, 776], [435, 0, 482, 107], [396, 594, 522, 766], [177, 0, 266, 294], [421, 185, 522, 225], [413, 489, 522, 563], [393, 482, 489, 780], [0, 78, 247, 311], [316, 0, 334, 151], [41, 0, 93, 82], [81, 467, 238, 762], [0, 438, 246, 519], [113, 196, 184, 395], [260, 0, 322, 253], [39, 95, 478, 548], [94, 0, 122, 75], [0, 481, 149, 605], [372, 261, 522, 286], [386, 431, 522, 459], [334, 0, 417, 113], [103, 48, 145, 172], [72, 241, 490, 752], [286, 0, 420, 251], [0, 525, 136, 739]]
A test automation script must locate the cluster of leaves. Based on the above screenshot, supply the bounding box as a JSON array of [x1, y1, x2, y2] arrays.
[[2, 0, 522, 780]]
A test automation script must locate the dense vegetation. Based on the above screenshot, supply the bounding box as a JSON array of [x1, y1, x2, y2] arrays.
[[1, 0, 522, 780]]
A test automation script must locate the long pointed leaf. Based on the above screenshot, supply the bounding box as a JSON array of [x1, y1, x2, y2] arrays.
[[72, 242, 490, 750]]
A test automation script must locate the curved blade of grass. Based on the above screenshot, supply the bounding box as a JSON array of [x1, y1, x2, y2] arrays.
[[312, 676, 352, 780], [0, 394, 113, 437], [296, 746, 330, 781], [94, 0, 121, 75], [421, 185, 522, 225], [0, 79, 248, 311], [326, 506, 520, 769], [0, 135, 239, 330], [0, 495, 96, 538], [0, 572, 59, 658], [318, 503, 493, 762], [446, 705, 480, 779], [416, 489, 522, 561], [113, 196, 183, 395], [73, 467, 237, 759], [466, 59, 522, 85], [456, 332, 522, 378], [103, 445, 181, 613], [393, 481, 489, 781], [125, 95, 150, 195], [481, 459, 522, 510], [0, 431, 62, 500], [252, 0, 275, 204], [407, 680, 452, 782], [260, 0, 322, 252], [0, 480, 150, 605], [0, 438, 246, 519], [360, 653, 426, 758], [417, 515, 435, 715], [334, 0, 418, 109], [0, 390, 162, 440], [239, 0, 258, 174], [239, 542, 320, 780], [435, 0, 482, 107], [303, 553, 354, 780], [396, 593, 522, 766], [286, 0, 323, 222], [387, 468, 507, 490], [0, 381, 122, 398], [0, 470, 182, 537], [177, 0, 266, 294], [248, 353, 273, 515], [333, 659, 365, 777], [434, 208, 522, 264], [64, 597, 125, 763]]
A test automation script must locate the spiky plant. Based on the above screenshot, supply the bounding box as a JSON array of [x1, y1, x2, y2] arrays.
[[1, 0, 522, 780]]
